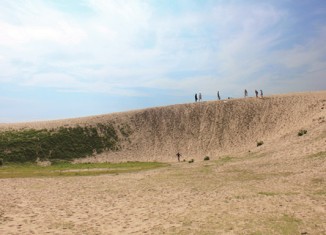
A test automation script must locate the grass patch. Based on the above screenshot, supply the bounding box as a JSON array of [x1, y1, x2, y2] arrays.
[[214, 156, 234, 165], [200, 164, 213, 174], [269, 214, 301, 235], [314, 190, 326, 195], [231, 169, 266, 181], [0, 161, 168, 179], [258, 191, 278, 196], [249, 215, 301, 235], [0, 124, 119, 163], [245, 151, 269, 160]]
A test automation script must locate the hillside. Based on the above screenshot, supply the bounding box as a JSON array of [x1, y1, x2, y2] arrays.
[[1, 91, 326, 234], [0, 91, 325, 163]]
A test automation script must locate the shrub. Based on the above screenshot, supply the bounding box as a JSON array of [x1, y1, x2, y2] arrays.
[[204, 156, 210, 161], [298, 129, 307, 136], [257, 141, 264, 147], [0, 158, 3, 166], [188, 159, 194, 163]]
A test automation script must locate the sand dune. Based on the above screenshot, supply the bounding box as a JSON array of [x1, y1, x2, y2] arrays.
[[1, 91, 325, 162], [0, 91, 325, 234]]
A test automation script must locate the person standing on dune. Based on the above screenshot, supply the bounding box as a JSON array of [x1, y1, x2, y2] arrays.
[[255, 90, 258, 98], [244, 89, 248, 98], [176, 152, 181, 162], [195, 93, 198, 102], [199, 92, 202, 102], [260, 90, 263, 98], [217, 91, 221, 100]]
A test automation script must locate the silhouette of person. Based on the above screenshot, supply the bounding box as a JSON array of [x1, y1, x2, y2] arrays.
[[176, 152, 181, 162], [195, 93, 198, 102], [255, 90, 258, 98], [260, 90, 263, 98], [199, 93, 202, 102], [244, 89, 248, 98], [217, 91, 221, 100]]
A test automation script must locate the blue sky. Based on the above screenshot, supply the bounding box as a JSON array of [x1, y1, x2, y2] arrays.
[[0, 0, 325, 122]]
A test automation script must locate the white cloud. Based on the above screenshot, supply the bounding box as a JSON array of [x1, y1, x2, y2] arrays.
[[0, 1, 86, 46], [0, 0, 325, 99]]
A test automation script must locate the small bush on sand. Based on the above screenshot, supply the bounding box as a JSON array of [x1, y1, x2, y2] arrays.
[[188, 159, 194, 163], [298, 129, 307, 136], [204, 156, 210, 161], [257, 141, 264, 147]]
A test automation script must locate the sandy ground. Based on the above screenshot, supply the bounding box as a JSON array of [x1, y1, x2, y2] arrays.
[[1, 128, 325, 234], [0, 91, 325, 234]]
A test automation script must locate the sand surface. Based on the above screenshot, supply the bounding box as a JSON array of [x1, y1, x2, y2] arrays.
[[0, 91, 325, 234]]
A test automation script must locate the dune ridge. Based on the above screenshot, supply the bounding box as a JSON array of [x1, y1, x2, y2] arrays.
[[1, 91, 325, 162]]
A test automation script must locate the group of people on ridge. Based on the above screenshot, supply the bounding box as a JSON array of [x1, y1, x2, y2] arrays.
[[194, 89, 264, 102]]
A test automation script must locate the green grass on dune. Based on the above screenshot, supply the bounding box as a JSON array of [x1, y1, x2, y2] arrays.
[[0, 161, 169, 179], [0, 124, 120, 163]]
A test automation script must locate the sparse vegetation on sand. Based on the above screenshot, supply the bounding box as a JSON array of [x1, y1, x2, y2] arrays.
[[257, 140, 264, 147], [298, 129, 308, 136], [0, 161, 168, 179], [0, 124, 119, 163]]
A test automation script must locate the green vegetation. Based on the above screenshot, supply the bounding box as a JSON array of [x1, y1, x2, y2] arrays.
[[0, 161, 168, 178], [204, 156, 210, 161], [258, 191, 278, 196], [188, 159, 194, 163], [0, 124, 119, 163], [256, 141, 264, 147], [269, 214, 301, 235], [214, 156, 233, 165], [249, 215, 302, 235], [314, 189, 326, 195], [298, 129, 307, 136]]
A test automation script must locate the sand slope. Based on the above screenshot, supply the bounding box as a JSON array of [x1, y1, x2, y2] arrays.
[[0, 91, 325, 234], [1, 91, 325, 162]]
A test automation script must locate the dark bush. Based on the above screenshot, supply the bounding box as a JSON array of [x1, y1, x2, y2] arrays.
[[257, 141, 264, 147], [298, 129, 307, 136], [204, 156, 210, 161], [188, 159, 194, 163]]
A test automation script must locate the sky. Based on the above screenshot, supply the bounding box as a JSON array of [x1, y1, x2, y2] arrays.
[[0, 0, 326, 122]]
